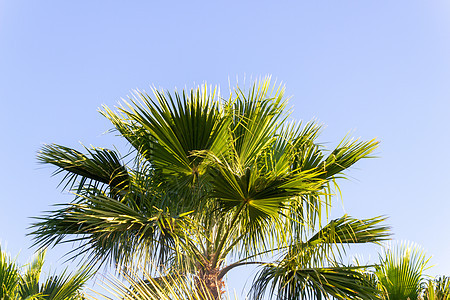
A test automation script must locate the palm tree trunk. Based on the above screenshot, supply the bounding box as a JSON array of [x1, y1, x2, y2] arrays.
[[196, 267, 225, 300]]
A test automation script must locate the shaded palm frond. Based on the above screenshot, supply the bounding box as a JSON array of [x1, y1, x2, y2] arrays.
[[252, 264, 379, 300], [38, 144, 129, 198], [31, 194, 195, 270]]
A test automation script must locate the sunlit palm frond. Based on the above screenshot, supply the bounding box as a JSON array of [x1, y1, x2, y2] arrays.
[[94, 267, 225, 300], [39, 267, 92, 300], [18, 249, 46, 298], [0, 247, 91, 300], [0, 246, 20, 299], [229, 78, 287, 169], [321, 137, 379, 180], [249, 216, 389, 299], [206, 156, 327, 261], [423, 276, 450, 300], [290, 215, 390, 264], [375, 241, 430, 300], [102, 84, 230, 179], [308, 215, 390, 245]]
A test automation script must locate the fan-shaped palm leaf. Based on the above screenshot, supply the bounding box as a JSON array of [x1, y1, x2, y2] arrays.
[[375, 242, 430, 300]]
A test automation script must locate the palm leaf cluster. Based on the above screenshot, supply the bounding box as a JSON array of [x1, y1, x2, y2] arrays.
[[423, 276, 450, 300], [93, 267, 217, 300], [32, 77, 390, 299], [375, 242, 430, 300], [373, 242, 450, 300], [0, 247, 91, 299]]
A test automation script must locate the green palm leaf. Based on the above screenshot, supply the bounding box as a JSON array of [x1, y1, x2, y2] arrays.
[[0, 247, 91, 300], [38, 144, 129, 198], [0, 247, 20, 299], [18, 249, 45, 299], [423, 276, 450, 300], [252, 264, 379, 300], [31, 194, 195, 269], [375, 241, 430, 300], [250, 215, 389, 299], [38, 267, 91, 300]]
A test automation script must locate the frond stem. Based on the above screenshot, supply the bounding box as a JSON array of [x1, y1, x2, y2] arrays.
[[211, 202, 246, 268], [218, 261, 267, 280]]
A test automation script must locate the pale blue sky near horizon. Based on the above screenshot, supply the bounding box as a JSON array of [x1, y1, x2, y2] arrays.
[[1, 1, 450, 297]]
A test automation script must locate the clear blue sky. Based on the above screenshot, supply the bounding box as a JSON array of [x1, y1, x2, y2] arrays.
[[1, 0, 449, 297]]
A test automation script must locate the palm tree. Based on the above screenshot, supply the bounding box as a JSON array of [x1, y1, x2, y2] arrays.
[[0, 246, 91, 299], [0, 247, 19, 299], [32, 77, 389, 299]]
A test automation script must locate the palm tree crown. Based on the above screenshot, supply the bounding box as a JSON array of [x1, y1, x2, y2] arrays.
[[32, 77, 389, 299]]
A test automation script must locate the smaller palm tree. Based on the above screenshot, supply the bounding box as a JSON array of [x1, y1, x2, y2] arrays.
[[423, 276, 450, 300], [0, 246, 92, 300], [0, 247, 19, 299], [374, 242, 431, 300]]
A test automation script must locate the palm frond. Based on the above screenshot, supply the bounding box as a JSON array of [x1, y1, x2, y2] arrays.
[[423, 276, 450, 300], [252, 263, 379, 300], [320, 137, 379, 180], [0, 246, 20, 299], [0, 247, 91, 300], [102, 84, 230, 178], [249, 216, 389, 300], [39, 267, 92, 300], [30, 194, 198, 271], [308, 215, 390, 245], [286, 215, 390, 266], [375, 241, 430, 300], [94, 267, 221, 300], [229, 78, 287, 168], [38, 144, 129, 197], [19, 249, 46, 299]]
